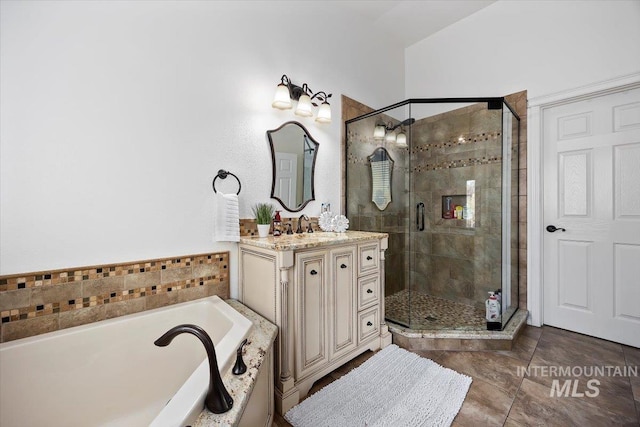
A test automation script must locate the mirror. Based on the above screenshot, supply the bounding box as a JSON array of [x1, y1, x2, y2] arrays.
[[267, 121, 319, 212], [368, 147, 394, 210]]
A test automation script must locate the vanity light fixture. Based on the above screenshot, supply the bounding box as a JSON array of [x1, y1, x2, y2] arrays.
[[272, 75, 332, 123], [373, 118, 415, 146]]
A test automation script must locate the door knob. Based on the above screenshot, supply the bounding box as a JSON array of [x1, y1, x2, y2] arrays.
[[546, 225, 566, 233]]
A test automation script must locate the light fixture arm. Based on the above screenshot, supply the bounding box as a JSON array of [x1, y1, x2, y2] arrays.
[[279, 74, 311, 101], [385, 117, 416, 131], [310, 91, 332, 106]]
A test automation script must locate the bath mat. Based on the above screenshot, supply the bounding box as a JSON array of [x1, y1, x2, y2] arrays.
[[284, 344, 472, 427]]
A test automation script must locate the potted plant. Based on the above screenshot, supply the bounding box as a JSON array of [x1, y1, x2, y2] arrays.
[[252, 203, 275, 237]]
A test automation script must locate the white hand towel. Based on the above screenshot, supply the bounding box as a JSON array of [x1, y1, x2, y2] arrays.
[[215, 192, 240, 242]]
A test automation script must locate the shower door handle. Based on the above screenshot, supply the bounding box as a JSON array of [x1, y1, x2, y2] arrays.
[[416, 203, 425, 231]]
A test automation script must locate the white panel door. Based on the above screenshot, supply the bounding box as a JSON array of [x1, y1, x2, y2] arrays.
[[274, 152, 297, 208], [543, 86, 640, 347]]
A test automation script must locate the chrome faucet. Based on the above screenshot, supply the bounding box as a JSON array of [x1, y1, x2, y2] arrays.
[[296, 214, 313, 233], [154, 324, 233, 414]]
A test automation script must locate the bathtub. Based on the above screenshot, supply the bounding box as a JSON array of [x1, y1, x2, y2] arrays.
[[0, 295, 252, 427]]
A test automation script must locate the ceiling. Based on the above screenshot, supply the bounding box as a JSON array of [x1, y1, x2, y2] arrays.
[[332, 0, 497, 48]]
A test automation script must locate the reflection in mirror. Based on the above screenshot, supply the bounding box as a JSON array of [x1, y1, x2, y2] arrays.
[[368, 147, 394, 210], [267, 121, 319, 212]]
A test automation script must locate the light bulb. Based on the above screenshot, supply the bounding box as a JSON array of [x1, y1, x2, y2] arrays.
[[396, 132, 407, 146], [315, 101, 331, 123], [272, 84, 292, 110], [295, 94, 313, 117], [373, 125, 386, 139], [385, 132, 396, 143]]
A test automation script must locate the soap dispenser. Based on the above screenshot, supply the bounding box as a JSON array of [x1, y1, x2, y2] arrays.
[[272, 211, 282, 237]]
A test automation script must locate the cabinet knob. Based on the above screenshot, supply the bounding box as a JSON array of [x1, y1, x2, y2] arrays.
[[366, 321, 373, 327], [310, 269, 318, 275], [366, 256, 373, 261], [366, 289, 373, 294], [340, 263, 347, 269]]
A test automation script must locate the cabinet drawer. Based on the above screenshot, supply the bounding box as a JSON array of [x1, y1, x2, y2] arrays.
[[358, 242, 379, 276], [358, 307, 379, 344], [357, 274, 379, 311]]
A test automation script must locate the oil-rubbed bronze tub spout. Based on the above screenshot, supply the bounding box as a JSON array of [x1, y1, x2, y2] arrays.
[[154, 324, 233, 414]]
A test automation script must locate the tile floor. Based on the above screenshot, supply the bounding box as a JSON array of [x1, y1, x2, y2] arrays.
[[385, 290, 487, 330], [273, 325, 640, 426]]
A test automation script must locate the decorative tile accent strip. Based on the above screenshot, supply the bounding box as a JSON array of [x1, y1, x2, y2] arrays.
[[410, 131, 502, 152], [239, 217, 319, 237], [0, 252, 230, 342], [412, 156, 502, 172], [346, 132, 502, 166]]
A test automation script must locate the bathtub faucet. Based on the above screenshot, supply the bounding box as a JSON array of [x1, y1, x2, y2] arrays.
[[154, 324, 233, 414]]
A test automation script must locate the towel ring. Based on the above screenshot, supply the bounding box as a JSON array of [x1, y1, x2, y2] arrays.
[[212, 169, 241, 195]]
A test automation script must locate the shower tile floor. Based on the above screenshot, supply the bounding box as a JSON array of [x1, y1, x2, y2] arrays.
[[385, 289, 486, 330]]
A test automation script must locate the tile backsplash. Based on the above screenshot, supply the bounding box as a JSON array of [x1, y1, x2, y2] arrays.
[[0, 252, 230, 343], [239, 217, 319, 236]]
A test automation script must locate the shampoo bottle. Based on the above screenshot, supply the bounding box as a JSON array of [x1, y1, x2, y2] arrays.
[[486, 291, 501, 331], [272, 211, 282, 237]]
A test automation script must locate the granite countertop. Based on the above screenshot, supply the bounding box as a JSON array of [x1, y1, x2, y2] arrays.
[[239, 230, 388, 251], [194, 299, 277, 427]]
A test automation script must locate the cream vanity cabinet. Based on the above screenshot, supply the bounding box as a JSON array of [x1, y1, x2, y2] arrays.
[[238, 232, 391, 415]]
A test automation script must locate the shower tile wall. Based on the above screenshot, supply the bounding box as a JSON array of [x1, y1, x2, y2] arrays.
[[410, 103, 505, 310], [346, 109, 410, 297]]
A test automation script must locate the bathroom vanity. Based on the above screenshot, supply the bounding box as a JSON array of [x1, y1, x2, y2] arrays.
[[238, 231, 391, 415]]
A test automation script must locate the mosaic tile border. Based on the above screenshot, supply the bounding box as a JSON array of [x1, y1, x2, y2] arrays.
[[411, 155, 502, 172], [0, 254, 220, 292], [346, 130, 501, 151], [0, 252, 230, 342], [239, 217, 319, 236], [1, 276, 223, 324]]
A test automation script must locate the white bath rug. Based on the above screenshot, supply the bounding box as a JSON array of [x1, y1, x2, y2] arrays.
[[284, 344, 472, 427]]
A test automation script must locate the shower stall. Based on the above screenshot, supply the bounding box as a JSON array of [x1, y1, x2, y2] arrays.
[[345, 98, 520, 331]]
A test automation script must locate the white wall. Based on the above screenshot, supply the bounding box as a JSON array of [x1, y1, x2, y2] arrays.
[[405, 0, 640, 99], [0, 0, 405, 292]]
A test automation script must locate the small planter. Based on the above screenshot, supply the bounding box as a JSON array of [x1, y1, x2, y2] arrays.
[[257, 224, 271, 238]]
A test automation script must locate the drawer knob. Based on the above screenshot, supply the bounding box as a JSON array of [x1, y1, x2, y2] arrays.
[[366, 256, 373, 261], [366, 321, 373, 327], [366, 289, 373, 294], [310, 270, 318, 275], [340, 264, 347, 269]]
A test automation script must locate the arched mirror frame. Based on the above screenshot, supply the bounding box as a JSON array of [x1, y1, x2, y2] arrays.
[[267, 121, 319, 212]]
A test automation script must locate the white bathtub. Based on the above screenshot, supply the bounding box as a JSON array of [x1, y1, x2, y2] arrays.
[[0, 295, 252, 427]]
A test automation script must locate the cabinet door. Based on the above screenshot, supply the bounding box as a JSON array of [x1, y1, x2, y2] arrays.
[[329, 247, 357, 360], [295, 251, 328, 379]]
